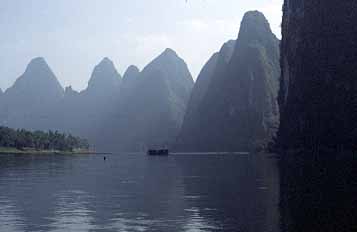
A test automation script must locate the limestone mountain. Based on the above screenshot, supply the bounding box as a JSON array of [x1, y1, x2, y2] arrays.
[[79, 57, 122, 114], [122, 65, 140, 86], [121, 65, 141, 98], [116, 48, 194, 151], [59, 58, 122, 147], [4, 57, 63, 104], [175, 11, 280, 152], [277, 0, 357, 152], [278, 2, 357, 232], [0, 57, 64, 130], [82, 57, 121, 99], [0, 50, 195, 152], [175, 40, 235, 150]]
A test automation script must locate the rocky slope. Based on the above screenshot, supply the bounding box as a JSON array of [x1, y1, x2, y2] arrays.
[[175, 11, 280, 152]]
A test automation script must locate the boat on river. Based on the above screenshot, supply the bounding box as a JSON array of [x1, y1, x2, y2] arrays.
[[147, 149, 169, 156]]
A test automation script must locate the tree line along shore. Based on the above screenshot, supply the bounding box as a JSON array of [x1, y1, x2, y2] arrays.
[[0, 126, 90, 155]]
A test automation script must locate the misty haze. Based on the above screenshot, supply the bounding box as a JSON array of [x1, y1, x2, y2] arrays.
[[0, 0, 357, 231]]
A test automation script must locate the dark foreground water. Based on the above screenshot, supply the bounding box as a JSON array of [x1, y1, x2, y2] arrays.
[[0, 153, 279, 232]]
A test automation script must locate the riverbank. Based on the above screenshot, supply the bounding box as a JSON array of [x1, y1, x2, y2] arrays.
[[0, 147, 110, 155]]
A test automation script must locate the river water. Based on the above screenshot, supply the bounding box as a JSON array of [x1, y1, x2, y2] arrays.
[[0, 153, 280, 232]]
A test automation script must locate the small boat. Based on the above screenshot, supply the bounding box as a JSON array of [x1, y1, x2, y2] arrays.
[[147, 149, 169, 156]]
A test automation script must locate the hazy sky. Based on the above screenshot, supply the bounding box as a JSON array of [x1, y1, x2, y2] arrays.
[[0, 0, 283, 91]]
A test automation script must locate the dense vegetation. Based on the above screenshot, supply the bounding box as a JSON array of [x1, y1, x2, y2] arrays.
[[0, 126, 89, 151]]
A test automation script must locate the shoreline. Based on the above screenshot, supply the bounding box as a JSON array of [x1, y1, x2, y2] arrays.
[[0, 147, 111, 155]]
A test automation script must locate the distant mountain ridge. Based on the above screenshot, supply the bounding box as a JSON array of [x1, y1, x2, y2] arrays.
[[0, 11, 280, 152], [0, 49, 193, 151]]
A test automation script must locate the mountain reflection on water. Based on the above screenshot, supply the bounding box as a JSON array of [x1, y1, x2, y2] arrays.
[[0, 153, 279, 232]]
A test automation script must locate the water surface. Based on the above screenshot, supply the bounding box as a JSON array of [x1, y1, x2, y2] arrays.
[[0, 153, 279, 232]]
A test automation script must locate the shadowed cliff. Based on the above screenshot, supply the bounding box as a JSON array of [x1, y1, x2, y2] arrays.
[[278, 1, 357, 231], [278, 0, 357, 152]]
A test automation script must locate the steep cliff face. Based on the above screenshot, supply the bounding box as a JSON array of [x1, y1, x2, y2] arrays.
[[279, 4, 357, 229], [278, 1, 357, 151], [175, 11, 280, 152], [222, 11, 280, 150]]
